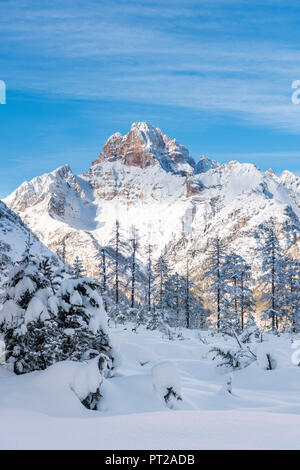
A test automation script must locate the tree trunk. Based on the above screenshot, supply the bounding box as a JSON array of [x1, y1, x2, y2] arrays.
[[148, 246, 152, 312], [131, 238, 136, 309], [101, 248, 107, 311], [240, 273, 244, 330], [115, 221, 120, 304], [186, 262, 190, 329]]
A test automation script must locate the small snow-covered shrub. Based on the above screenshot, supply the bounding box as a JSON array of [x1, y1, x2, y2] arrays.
[[107, 300, 129, 327], [256, 343, 277, 370], [176, 331, 185, 341], [209, 323, 260, 370], [197, 332, 209, 344], [240, 327, 262, 344], [146, 309, 167, 332], [131, 307, 147, 332], [152, 361, 182, 409], [210, 347, 238, 369], [80, 356, 108, 410], [36, 356, 106, 411], [218, 374, 234, 396], [209, 342, 257, 370], [164, 326, 176, 341], [225, 374, 233, 395]]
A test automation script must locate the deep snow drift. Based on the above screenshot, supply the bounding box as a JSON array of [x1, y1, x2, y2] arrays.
[[1, 326, 300, 450]]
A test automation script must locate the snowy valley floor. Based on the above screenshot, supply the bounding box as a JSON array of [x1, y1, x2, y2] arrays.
[[1, 326, 300, 450]]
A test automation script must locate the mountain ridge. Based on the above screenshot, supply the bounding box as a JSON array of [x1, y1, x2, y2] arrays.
[[3, 122, 300, 285], [0, 199, 61, 292]]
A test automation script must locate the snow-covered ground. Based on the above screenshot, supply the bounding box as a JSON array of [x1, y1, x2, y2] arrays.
[[1, 326, 300, 450]]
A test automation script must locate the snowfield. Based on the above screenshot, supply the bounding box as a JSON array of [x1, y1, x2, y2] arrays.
[[1, 326, 300, 450]]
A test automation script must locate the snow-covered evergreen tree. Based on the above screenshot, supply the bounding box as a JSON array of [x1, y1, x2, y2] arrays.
[[184, 262, 191, 329], [166, 267, 207, 329], [145, 243, 155, 313], [108, 299, 128, 326], [131, 305, 147, 331], [278, 256, 300, 332], [56, 276, 113, 368], [40, 256, 64, 295], [57, 238, 67, 264], [146, 308, 167, 332], [0, 238, 115, 395], [72, 255, 85, 279], [111, 219, 121, 305], [154, 252, 171, 311], [0, 241, 11, 302], [223, 252, 255, 330], [108, 219, 128, 306], [203, 237, 228, 329], [166, 272, 185, 328], [183, 260, 207, 329], [151, 252, 174, 328], [0, 238, 60, 373], [258, 219, 286, 331], [185, 280, 209, 330], [97, 246, 109, 312], [129, 226, 139, 309]]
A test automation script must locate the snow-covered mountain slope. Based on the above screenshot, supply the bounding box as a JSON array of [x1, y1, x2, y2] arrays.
[[168, 161, 300, 279], [3, 165, 104, 279], [194, 155, 220, 174], [0, 200, 58, 289], [278, 171, 300, 209], [3, 122, 300, 282]]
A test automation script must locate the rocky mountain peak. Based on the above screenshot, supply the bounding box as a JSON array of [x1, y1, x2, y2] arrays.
[[3, 130, 300, 289], [92, 121, 195, 176], [194, 155, 220, 174]]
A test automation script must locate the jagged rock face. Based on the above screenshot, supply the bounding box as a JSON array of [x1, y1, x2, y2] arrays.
[[186, 179, 205, 197], [92, 122, 195, 176], [195, 155, 220, 174], [5, 165, 84, 218], [3, 122, 300, 288], [5, 165, 94, 229]]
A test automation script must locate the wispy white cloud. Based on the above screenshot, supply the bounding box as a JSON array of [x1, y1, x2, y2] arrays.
[[1, 0, 300, 134]]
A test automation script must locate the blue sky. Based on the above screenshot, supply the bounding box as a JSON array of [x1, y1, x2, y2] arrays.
[[1, 0, 300, 197]]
